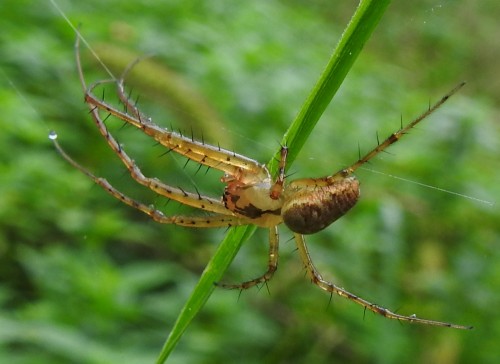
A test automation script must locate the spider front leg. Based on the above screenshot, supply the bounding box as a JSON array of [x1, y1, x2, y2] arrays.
[[51, 133, 246, 228], [218, 226, 280, 290], [294, 233, 472, 329]]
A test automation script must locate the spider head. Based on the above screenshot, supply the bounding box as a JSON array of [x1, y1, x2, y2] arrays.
[[282, 176, 360, 235]]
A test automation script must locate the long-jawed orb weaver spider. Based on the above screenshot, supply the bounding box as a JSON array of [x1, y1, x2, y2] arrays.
[[51, 36, 471, 330]]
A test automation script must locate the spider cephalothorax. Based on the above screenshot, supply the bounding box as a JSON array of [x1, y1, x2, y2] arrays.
[[52, 36, 470, 329]]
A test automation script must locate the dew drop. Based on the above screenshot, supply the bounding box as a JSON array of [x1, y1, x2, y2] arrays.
[[48, 130, 58, 140]]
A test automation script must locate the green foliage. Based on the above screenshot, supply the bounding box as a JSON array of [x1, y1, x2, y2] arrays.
[[1, 1, 499, 363]]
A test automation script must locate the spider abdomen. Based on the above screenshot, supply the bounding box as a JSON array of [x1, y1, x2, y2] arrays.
[[282, 176, 360, 235]]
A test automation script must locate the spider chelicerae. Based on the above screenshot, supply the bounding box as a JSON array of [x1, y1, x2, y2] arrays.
[[51, 37, 470, 330]]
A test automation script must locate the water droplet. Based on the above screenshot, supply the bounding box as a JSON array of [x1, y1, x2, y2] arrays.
[[48, 130, 58, 140]]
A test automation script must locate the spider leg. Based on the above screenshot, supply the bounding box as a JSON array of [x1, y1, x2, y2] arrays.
[[293, 233, 472, 329], [90, 102, 235, 215], [327, 82, 466, 182], [269, 146, 288, 200], [76, 39, 271, 184], [73, 37, 236, 216], [52, 136, 247, 228], [218, 226, 279, 289]]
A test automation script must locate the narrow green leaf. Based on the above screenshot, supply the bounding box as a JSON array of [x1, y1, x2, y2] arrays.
[[274, 0, 392, 171], [156, 1, 392, 362]]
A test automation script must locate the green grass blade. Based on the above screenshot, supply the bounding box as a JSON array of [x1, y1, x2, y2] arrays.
[[275, 0, 392, 170], [156, 226, 256, 364], [156, 1, 392, 362]]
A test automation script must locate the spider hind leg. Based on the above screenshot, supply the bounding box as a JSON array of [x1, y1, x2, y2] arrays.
[[294, 233, 472, 329]]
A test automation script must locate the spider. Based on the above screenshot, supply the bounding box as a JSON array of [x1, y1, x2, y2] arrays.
[[51, 37, 470, 330]]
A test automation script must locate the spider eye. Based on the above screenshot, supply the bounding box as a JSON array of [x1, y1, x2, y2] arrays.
[[282, 177, 360, 235]]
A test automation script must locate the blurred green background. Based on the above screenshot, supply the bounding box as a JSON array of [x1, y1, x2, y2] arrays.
[[1, 1, 499, 363]]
